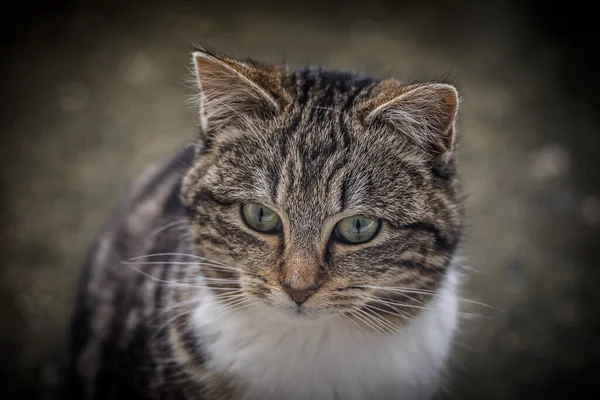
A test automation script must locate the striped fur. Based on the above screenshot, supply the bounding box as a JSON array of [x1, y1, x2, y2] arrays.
[[66, 50, 464, 400]]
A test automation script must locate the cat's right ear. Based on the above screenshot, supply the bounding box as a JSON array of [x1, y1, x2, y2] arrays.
[[191, 50, 288, 133]]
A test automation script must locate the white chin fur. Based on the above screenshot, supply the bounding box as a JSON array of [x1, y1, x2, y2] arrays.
[[190, 269, 459, 400]]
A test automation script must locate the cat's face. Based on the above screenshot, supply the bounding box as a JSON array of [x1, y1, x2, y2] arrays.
[[182, 51, 462, 326]]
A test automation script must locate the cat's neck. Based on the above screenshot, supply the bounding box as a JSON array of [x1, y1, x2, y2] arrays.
[[188, 269, 460, 400]]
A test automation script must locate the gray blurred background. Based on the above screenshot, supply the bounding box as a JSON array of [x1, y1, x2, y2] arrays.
[[1, 1, 599, 399]]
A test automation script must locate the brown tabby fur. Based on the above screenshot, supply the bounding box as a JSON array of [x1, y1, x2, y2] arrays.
[[64, 49, 463, 400]]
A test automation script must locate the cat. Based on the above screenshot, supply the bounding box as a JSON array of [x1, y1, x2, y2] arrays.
[[65, 49, 464, 400]]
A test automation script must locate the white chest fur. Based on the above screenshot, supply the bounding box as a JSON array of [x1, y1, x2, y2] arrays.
[[190, 272, 458, 400]]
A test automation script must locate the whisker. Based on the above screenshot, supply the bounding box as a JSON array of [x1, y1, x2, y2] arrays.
[[346, 285, 428, 305], [189, 276, 241, 283], [121, 263, 247, 292], [194, 286, 244, 292], [155, 295, 252, 337], [350, 284, 499, 311], [155, 298, 202, 318], [350, 285, 436, 295], [148, 219, 190, 238], [353, 306, 398, 336], [152, 307, 196, 341], [121, 264, 202, 288], [209, 297, 256, 317], [361, 295, 491, 320], [363, 303, 410, 321], [124, 260, 265, 280], [328, 307, 367, 334], [360, 295, 437, 312], [212, 293, 252, 306], [221, 301, 257, 315], [127, 253, 232, 268], [124, 261, 243, 274], [346, 309, 374, 333], [350, 307, 389, 337], [155, 291, 246, 320], [123, 260, 231, 269]]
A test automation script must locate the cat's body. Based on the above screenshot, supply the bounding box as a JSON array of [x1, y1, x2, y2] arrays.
[[66, 51, 464, 400]]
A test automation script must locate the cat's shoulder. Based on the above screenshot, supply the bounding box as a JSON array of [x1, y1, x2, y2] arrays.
[[96, 144, 195, 259], [74, 143, 196, 310]]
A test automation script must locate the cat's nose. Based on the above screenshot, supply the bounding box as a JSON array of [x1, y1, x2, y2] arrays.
[[282, 284, 317, 305]]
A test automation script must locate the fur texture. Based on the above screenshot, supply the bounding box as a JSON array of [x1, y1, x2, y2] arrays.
[[65, 49, 464, 400], [191, 270, 459, 400]]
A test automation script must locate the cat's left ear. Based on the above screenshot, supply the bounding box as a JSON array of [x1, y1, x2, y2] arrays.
[[191, 49, 289, 133], [362, 81, 460, 162]]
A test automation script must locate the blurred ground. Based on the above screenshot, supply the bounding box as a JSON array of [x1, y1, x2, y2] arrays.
[[1, 1, 599, 399]]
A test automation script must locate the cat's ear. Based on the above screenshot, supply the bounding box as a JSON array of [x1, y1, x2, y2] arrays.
[[362, 82, 460, 161], [191, 50, 287, 133]]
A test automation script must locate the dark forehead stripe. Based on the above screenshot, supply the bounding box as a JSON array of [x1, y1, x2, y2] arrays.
[[325, 76, 377, 209], [337, 77, 375, 148], [278, 69, 381, 202], [342, 76, 378, 110], [296, 68, 315, 106], [292, 70, 374, 117], [270, 111, 302, 202], [293, 68, 377, 111], [339, 174, 350, 210], [307, 78, 337, 122]]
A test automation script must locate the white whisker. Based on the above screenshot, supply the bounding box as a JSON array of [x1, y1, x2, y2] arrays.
[[209, 297, 256, 317], [349, 307, 388, 337], [148, 219, 190, 238], [361, 294, 490, 320], [152, 307, 195, 341], [155, 298, 201, 318], [328, 306, 367, 333], [351, 284, 499, 311], [363, 303, 410, 321], [121, 264, 200, 288], [353, 306, 398, 336], [124, 260, 265, 279], [127, 253, 231, 267]]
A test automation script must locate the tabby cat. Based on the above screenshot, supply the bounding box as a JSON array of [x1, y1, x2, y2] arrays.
[[65, 49, 464, 400]]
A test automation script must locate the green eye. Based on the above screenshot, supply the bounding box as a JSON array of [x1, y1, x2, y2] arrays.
[[334, 216, 380, 244], [241, 203, 282, 233]]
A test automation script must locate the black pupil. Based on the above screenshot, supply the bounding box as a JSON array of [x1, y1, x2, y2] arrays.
[[258, 207, 264, 223], [355, 218, 361, 234]]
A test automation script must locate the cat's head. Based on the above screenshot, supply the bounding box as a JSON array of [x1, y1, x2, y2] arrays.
[[182, 49, 463, 326]]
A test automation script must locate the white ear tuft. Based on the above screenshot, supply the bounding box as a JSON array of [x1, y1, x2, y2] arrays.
[[366, 83, 460, 158], [192, 51, 281, 133]]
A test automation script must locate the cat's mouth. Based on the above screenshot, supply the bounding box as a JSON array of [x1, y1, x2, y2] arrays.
[[283, 305, 324, 321], [293, 305, 307, 316], [266, 297, 329, 321], [293, 304, 315, 317]]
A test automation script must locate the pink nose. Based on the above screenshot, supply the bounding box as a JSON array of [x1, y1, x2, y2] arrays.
[[282, 284, 317, 305]]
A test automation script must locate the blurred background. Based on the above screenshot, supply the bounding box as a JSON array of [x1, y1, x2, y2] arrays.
[[1, 1, 598, 399]]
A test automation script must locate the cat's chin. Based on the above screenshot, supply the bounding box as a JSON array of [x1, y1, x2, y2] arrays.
[[270, 303, 332, 324]]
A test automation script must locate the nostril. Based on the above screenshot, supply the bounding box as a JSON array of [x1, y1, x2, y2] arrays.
[[282, 285, 317, 305]]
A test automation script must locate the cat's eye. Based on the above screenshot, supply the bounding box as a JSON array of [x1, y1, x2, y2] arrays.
[[334, 216, 380, 244], [241, 203, 282, 234]]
